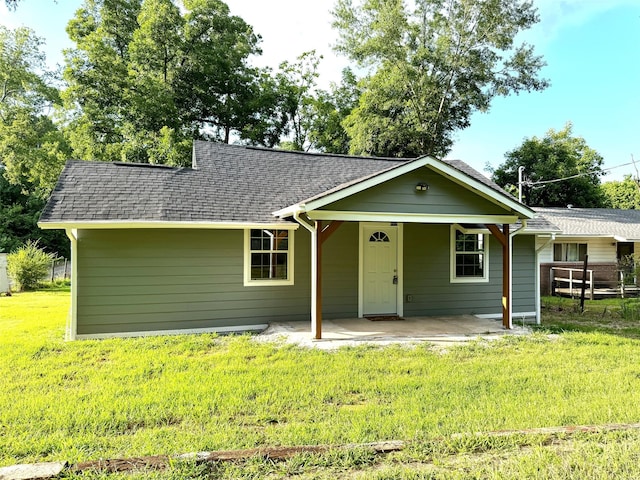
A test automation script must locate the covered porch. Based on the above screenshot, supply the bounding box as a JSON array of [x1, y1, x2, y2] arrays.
[[258, 315, 531, 349], [273, 155, 540, 340]]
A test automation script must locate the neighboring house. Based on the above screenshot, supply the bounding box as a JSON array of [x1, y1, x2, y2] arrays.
[[39, 141, 556, 340], [534, 207, 640, 295]]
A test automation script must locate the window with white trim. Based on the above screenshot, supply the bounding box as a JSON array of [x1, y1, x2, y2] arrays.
[[450, 227, 489, 282], [553, 243, 587, 262], [244, 229, 294, 285]]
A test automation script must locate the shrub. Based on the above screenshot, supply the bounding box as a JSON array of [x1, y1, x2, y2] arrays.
[[7, 241, 56, 291]]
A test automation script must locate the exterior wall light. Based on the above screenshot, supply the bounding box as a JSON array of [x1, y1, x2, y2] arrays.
[[415, 183, 429, 191]]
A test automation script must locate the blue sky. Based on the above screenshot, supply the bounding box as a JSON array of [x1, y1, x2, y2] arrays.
[[1, 0, 638, 181]]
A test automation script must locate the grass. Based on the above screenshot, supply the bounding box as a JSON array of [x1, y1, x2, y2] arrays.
[[539, 295, 640, 337], [3, 291, 640, 478]]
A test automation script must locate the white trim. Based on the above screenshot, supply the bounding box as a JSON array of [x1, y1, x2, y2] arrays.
[[397, 224, 404, 318], [307, 211, 519, 224], [75, 324, 268, 340], [243, 228, 295, 286], [450, 225, 490, 283], [273, 156, 535, 219], [358, 222, 403, 318], [39, 221, 299, 230], [358, 223, 364, 317], [65, 229, 78, 341], [310, 224, 319, 336], [475, 312, 536, 320]]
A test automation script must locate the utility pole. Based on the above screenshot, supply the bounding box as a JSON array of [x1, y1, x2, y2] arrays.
[[518, 166, 525, 203]]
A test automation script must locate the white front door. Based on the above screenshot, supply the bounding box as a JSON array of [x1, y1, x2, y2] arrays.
[[362, 225, 398, 315]]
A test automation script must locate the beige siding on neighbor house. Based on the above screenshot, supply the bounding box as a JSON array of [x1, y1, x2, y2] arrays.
[[537, 236, 617, 263]]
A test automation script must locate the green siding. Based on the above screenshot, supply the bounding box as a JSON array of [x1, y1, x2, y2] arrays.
[[320, 168, 508, 215], [322, 222, 359, 319], [76, 223, 536, 336], [76, 229, 311, 335], [512, 234, 536, 313], [402, 224, 536, 316]]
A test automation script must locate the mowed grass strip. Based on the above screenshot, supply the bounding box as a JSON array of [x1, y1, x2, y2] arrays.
[[3, 291, 640, 470]]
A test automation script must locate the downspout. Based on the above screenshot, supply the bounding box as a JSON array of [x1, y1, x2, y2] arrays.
[[535, 233, 556, 325], [508, 220, 527, 329], [65, 229, 78, 341], [293, 212, 318, 337]]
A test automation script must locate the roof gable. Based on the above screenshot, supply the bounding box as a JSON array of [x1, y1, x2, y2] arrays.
[[318, 166, 511, 216], [274, 155, 534, 220]]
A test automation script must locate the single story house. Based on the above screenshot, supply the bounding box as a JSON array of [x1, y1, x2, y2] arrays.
[[39, 141, 557, 340], [534, 207, 640, 295]]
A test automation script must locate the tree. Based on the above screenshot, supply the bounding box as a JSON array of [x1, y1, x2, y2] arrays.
[[0, 26, 70, 198], [0, 174, 69, 257], [332, 0, 548, 158], [64, 0, 276, 164], [601, 175, 640, 209], [491, 123, 605, 207], [307, 68, 360, 154]]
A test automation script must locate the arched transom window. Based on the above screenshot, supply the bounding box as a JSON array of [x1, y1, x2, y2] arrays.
[[369, 231, 390, 242]]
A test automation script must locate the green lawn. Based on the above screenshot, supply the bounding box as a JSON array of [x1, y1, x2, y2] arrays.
[[3, 291, 640, 478]]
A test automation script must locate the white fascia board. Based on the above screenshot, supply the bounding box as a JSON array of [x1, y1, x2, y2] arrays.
[[552, 233, 616, 240], [306, 210, 518, 224], [273, 204, 302, 218], [426, 161, 535, 219], [614, 235, 637, 242], [38, 221, 299, 230], [519, 229, 562, 235]]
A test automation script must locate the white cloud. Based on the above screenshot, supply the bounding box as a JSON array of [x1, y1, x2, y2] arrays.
[[226, 0, 348, 88]]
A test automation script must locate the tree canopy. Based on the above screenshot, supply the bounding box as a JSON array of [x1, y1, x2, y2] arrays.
[[0, 26, 70, 199], [332, 0, 549, 158], [491, 122, 605, 207], [601, 175, 640, 209], [63, 0, 285, 165]]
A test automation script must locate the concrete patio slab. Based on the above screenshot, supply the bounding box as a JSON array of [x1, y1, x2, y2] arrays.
[[257, 315, 531, 350]]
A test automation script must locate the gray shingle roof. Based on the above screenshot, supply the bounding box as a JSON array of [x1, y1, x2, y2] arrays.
[[39, 141, 525, 225], [534, 207, 640, 240]]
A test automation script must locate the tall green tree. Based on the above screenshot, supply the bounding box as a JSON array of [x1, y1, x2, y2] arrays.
[[601, 175, 640, 209], [332, 0, 548, 158], [307, 68, 360, 154], [491, 123, 605, 207], [64, 0, 276, 164], [0, 26, 69, 198]]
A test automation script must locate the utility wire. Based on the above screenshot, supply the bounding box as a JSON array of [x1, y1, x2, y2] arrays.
[[524, 160, 637, 187]]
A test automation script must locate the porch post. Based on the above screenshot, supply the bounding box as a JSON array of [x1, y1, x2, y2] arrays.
[[315, 221, 323, 339], [486, 224, 511, 329], [503, 224, 511, 329], [311, 221, 321, 339]]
